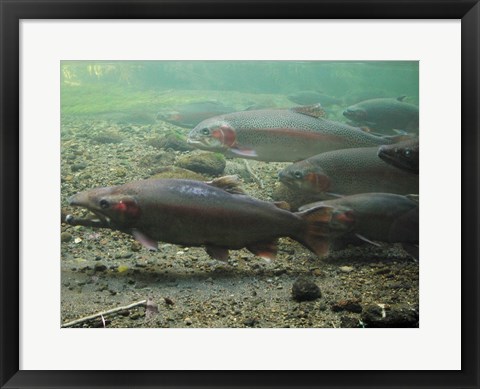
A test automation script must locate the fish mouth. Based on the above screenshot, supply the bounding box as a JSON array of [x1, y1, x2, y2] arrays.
[[68, 195, 111, 227], [64, 208, 112, 228], [378, 150, 411, 171], [343, 109, 366, 122], [277, 170, 288, 183], [343, 109, 354, 119], [377, 148, 397, 164], [186, 137, 202, 145], [277, 172, 298, 189], [187, 136, 226, 152], [186, 137, 212, 150]]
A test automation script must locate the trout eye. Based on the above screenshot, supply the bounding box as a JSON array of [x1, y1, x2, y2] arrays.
[[404, 149, 412, 157], [201, 128, 210, 135], [294, 171, 303, 179], [99, 199, 110, 209]]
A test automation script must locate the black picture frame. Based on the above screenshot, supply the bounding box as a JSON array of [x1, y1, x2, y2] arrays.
[[1, 1, 479, 388]]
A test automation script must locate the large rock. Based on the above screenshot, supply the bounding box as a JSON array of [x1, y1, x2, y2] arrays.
[[176, 153, 226, 176], [361, 303, 418, 328]]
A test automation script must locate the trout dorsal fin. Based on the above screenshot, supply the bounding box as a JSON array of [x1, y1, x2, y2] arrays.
[[291, 104, 326, 119], [397, 95, 407, 102], [206, 175, 246, 195]]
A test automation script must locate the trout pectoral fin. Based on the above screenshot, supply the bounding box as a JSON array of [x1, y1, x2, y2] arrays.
[[247, 240, 278, 262], [132, 229, 158, 251], [205, 246, 229, 261], [355, 234, 382, 247], [230, 147, 258, 158]]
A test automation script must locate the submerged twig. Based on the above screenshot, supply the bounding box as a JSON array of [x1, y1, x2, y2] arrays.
[[61, 299, 147, 328], [242, 159, 264, 188]]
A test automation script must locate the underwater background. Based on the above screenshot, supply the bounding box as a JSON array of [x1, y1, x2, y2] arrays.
[[61, 61, 419, 328]]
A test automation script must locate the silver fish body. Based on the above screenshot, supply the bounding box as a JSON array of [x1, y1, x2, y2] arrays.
[[343, 96, 419, 133], [279, 146, 419, 197], [188, 107, 396, 162], [68, 177, 331, 259]]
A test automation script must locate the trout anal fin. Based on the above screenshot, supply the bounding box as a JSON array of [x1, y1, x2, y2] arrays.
[[132, 229, 158, 251], [247, 240, 278, 262], [205, 245, 229, 261]]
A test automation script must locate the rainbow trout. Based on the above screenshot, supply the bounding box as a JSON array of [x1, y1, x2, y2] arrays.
[[278, 147, 419, 197], [156, 101, 236, 128], [187, 105, 400, 162], [66, 176, 332, 260], [378, 138, 419, 174], [299, 193, 419, 251], [343, 96, 419, 133], [287, 90, 342, 106]]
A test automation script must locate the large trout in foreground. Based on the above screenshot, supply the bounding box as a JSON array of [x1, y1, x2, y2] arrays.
[[187, 105, 403, 162], [66, 176, 333, 260]]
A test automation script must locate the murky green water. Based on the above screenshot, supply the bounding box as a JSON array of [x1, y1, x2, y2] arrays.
[[61, 61, 418, 116]]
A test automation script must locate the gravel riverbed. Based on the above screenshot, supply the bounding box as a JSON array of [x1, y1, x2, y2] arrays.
[[61, 113, 419, 329]]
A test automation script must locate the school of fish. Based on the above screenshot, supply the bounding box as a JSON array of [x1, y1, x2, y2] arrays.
[[66, 93, 419, 260]]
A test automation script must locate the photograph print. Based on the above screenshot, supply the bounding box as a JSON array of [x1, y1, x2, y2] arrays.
[[60, 61, 419, 329]]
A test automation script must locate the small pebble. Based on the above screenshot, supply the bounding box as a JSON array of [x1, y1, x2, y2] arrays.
[[71, 162, 87, 172], [311, 268, 323, 277], [184, 317, 193, 325], [94, 264, 107, 272], [243, 318, 257, 327], [130, 241, 142, 252], [74, 237, 82, 244], [339, 266, 354, 273], [61, 232, 73, 243]]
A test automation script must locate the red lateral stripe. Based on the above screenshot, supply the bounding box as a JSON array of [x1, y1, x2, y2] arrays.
[[241, 127, 346, 142]]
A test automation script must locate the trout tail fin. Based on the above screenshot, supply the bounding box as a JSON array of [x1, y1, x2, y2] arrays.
[[296, 206, 335, 257], [296, 204, 356, 257]]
